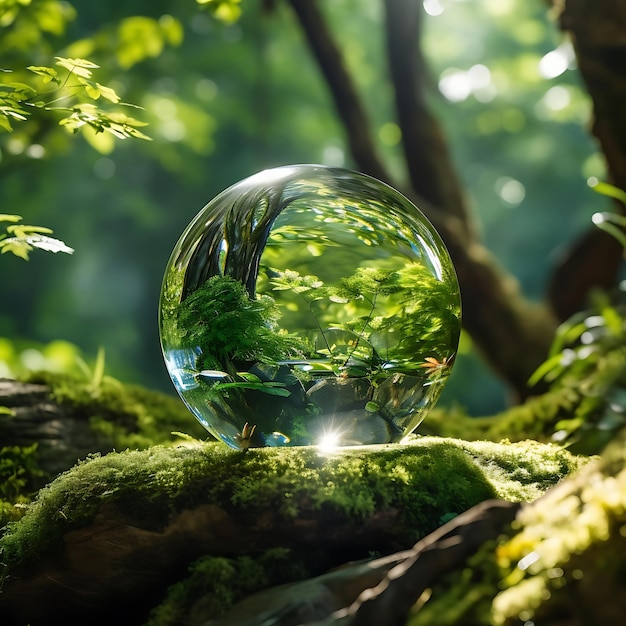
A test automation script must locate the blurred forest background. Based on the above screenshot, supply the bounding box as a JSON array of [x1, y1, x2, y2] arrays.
[[0, 0, 617, 416]]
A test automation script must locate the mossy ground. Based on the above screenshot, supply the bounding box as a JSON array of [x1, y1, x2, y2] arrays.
[[0, 437, 587, 624]]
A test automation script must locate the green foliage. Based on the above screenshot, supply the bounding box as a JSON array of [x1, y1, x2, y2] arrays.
[[196, 0, 243, 25], [0, 0, 75, 52], [176, 274, 306, 373], [0, 56, 150, 140], [528, 297, 626, 453], [268, 264, 460, 373], [522, 182, 626, 454], [0, 213, 73, 260], [0, 0, 608, 414]]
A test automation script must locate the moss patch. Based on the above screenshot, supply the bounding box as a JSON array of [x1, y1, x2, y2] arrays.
[[26, 370, 208, 449], [404, 433, 626, 626], [144, 548, 309, 626], [492, 431, 626, 625], [0, 438, 585, 584]]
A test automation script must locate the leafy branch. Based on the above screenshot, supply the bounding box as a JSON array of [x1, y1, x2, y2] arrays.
[[269, 267, 401, 368], [0, 214, 73, 261], [0, 56, 150, 140]]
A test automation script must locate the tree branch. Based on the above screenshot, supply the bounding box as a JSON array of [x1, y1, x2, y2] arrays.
[[383, 0, 473, 237], [286, 0, 392, 183]]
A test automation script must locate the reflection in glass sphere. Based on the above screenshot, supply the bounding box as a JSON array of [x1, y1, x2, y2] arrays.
[[159, 165, 461, 450]]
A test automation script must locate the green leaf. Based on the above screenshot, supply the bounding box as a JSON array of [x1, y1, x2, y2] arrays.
[[27, 66, 60, 84], [95, 83, 120, 104], [7, 224, 54, 237], [55, 57, 99, 79], [0, 214, 22, 223], [590, 180, 626, 205], [0, 82, 37, 101], [592, 212, 626, 249], [1, 107, 28, 121], [0, 235, 73, 257], [82, 81, 101, 100], [26, 235, 74, 255], [0, 239, 33, 260], [213, 381, 291, 397], [0, 114, 13, 132], [527, 353, 565, 386]]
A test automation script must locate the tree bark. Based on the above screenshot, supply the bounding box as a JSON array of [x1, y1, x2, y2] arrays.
[[544, 0, 626, 320], [286, 0, 391, 183], [383, 0, 473, 237], [554, 0, 626, 193], [0, 378, 105, 481], [205, 499, 520, 626]]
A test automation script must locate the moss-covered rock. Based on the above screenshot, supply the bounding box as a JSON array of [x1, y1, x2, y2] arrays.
[[403, 431, 626, 626], [0, 375, 208, 527], [492, 431, 626, 625], [0, 437, 585, 625]]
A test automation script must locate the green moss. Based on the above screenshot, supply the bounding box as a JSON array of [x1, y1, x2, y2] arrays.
[[0, 444, 43, 527], [492, 432, 626, 625], [145, 548, 308, 625], [405, 432, 626, 626], [422, 386, 582, 445], [0, 437, 585, 587], [25, 369, 209, 449], [1, 371, 211, 532]]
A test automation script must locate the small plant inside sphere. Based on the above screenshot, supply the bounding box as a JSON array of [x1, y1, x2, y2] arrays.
[[159, 164, 461, 450]]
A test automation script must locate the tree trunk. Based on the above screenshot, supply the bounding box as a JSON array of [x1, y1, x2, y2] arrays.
[[546, 0, 626, 320]]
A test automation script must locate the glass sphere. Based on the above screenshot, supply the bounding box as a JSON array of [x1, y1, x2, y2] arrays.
[[159, 165, 461, 450]]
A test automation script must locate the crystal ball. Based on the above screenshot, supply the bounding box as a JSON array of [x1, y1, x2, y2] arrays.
[[159, 164, 461, 450]]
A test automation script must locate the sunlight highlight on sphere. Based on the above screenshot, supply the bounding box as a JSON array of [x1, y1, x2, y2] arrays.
[[159, 165, 461, 450], [318, 431, 341, 452]]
